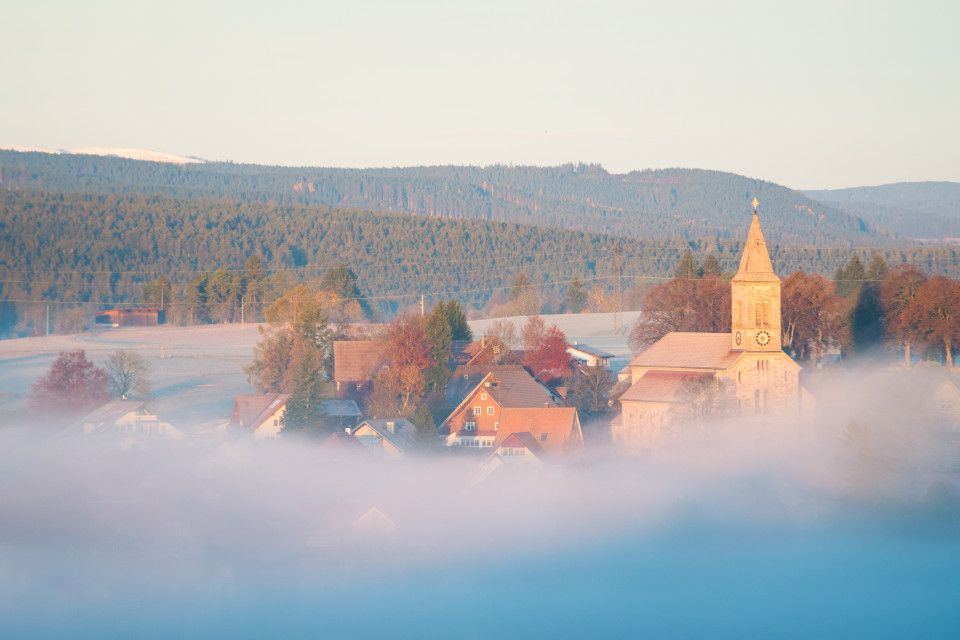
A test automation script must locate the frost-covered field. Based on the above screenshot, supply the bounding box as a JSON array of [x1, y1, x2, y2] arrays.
[[0, 311, 639, 430]]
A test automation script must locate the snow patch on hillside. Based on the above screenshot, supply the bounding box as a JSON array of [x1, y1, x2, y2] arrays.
[[1, 144, 206, 165]]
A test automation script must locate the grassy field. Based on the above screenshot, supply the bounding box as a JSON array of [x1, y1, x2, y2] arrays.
[[0, 311, 640, 431]]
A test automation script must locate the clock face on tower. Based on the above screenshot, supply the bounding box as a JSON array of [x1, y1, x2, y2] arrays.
[[755, 330, 771, 347]]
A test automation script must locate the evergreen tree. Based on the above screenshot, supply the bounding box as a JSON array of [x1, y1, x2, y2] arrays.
[[565, 278, 588, 313], [837, 256, 867, 298], [866, 254, 889, 282], [412, 403, 438, 448], [674, 252, 701, 280], [701, 254, 723, 278], [436, 299, 472, 340], [424, 307, 453, 391], [280, 348, 327, 435]]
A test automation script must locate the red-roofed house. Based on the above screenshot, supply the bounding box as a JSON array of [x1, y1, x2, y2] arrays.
[[614, 203, 803, 452], [333, 340, 386, 395], [230, 394, 289, 438], [441, 368, 563, 450]]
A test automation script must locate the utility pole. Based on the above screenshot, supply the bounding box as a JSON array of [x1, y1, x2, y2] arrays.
[[614, 244, 623, 334], [241, 295, 245, 327], [46, 304, 50, 337], [421, 294, 425, 317]]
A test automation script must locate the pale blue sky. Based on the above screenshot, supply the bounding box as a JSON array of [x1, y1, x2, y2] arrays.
[[2, 0, 957, 189]]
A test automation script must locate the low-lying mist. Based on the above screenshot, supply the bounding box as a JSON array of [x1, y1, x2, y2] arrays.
[[3, 368, 960, 638]]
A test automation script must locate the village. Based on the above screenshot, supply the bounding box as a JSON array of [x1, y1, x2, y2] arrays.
[[7, 206, 960, 490]]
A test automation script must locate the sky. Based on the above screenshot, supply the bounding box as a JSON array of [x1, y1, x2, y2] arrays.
[[1, 0, 958, 189]]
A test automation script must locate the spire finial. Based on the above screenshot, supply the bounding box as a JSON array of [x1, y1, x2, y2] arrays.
[[751, 197, 759, 212]]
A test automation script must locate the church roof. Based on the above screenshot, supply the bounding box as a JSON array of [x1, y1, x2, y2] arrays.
[[620, 371, 714, 403], [732, 210, 780, 283], [628, 333, 742, 370]]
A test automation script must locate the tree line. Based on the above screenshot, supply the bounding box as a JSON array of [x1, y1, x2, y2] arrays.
[[630, 253, 960, 367]]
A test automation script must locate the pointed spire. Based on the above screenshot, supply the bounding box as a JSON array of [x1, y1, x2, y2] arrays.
[[732, 200, 779, 282]]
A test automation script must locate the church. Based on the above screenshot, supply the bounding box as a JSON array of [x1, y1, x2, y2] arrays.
[[613, 200, 803, 452]]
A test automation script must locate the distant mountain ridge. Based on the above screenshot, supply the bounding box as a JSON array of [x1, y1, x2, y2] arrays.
[[806, 182, 960, 241], [0, 149, 887, 246]]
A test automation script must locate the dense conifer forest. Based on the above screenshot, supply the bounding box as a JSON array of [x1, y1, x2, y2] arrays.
[[1, 150, 886, 244], [3, 150, 960, 338]]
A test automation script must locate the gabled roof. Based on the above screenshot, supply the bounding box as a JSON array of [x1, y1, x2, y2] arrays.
[[446, 364, 536, 406], [333, 340, 386, 382], [231, 394, 289, 430], [321, 398, 362, 418], [495, 431, 546, 457], [444, 367, 562, 427], [319, 431, 369, 455], [494, 407, 582, 455], [620, 371, 714, 403], [732, 210, 779, 283], [629, 333, 742, 371], [568, 343, 615, 359], [352, 418, 416, 452], [76, 400, 147, 425]]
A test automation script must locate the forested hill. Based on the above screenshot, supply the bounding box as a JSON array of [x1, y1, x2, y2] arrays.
[[0, 150, 885, 246], [3, 189, 960, 336], [806, 182, 960, 241]]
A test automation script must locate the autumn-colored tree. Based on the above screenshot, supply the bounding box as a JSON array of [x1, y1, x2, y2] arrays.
[[880, 265, 927, 365], [29, 350, 108, 416], [566, 365, 614, 417], [370, 314, 436, 417], [484, 320, 519, 364], [244, 285, 332, 393], [780, 271, 846, 362], [627, 276, 729, 353], [521, 317, 570, 382], [903, 276, 960, 367]]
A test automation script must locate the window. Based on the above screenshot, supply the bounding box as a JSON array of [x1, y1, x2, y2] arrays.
[[755, 300, 770, 327], [473, 406, 481, 416], [540, 433, 547, 442], [481, 393, 487, 400], [487, 406, 494, 415], [465, 421, 476, 431]]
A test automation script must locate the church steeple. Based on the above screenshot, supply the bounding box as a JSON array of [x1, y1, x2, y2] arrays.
[[733, 198, 778, 283], [731, 199, 782, 352]]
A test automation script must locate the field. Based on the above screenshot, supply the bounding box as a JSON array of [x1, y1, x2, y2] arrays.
[[0, 311, 640, 430]]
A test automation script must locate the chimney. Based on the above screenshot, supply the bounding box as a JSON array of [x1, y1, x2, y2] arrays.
[[386, 421, 395, 434]]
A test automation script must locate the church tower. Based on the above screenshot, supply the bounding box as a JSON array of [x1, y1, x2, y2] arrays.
[[731, 199, 782, 352]]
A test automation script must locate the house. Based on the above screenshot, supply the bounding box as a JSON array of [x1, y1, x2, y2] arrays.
[[322, 398, 362, 431], [491, 432, 546, 463], [351, 418, 416, 459], [333, 340, 386, 395], [614, 201, 803, 452], [567, 342, 614, 368], [95, 307, 165, 327], [230, 393, 289, 438], [65, 400, 182, 450], [445, 364, 563, 407], [451, 336, 523, 367], [441, 368, 564, 450], [318, 431, 370, 460], [491, 406, 584, 455]]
